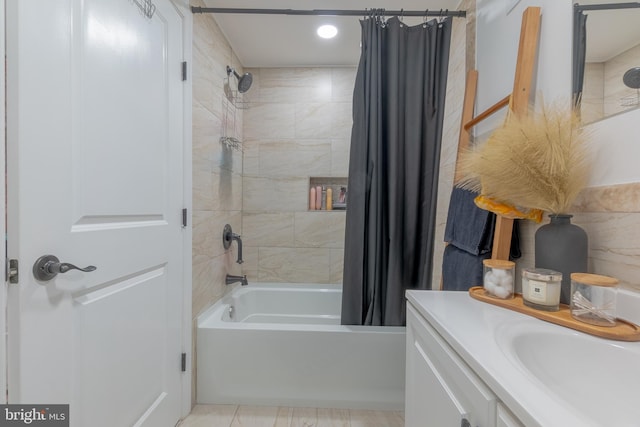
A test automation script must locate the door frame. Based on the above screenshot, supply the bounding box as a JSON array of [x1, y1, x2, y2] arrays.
[[0, 0, 7, 406], [175, 0, 194, 418], [2, 0, 193, 417]]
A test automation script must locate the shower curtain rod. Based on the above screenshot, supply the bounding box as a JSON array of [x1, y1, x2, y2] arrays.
[[574, 2, 640, 11], [190, 7, 466, 18]]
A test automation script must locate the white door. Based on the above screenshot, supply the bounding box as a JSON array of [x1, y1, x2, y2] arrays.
[[6, 1, 186, 426]]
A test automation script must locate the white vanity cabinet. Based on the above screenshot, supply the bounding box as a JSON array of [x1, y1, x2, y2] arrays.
[[497, 403, 525, 427], [405, 302, 525, 427]]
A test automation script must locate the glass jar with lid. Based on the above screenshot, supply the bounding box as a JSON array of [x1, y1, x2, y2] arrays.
[[482, 259, 515, 299], [570, 273, 618, 327], [522, 268, 563, 311]]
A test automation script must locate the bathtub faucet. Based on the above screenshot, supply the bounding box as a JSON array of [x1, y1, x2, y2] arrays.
[[222, 224, 244, 264], [226, 274, 248, 286]]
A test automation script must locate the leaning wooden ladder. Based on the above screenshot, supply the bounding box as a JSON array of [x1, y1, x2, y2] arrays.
[[452, 6, 541, 261]]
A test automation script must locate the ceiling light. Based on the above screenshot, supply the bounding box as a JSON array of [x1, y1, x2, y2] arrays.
[[317, 25, 338, 39]]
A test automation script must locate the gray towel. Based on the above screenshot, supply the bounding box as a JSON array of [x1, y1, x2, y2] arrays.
[[444, 187, 495, 256], [442, 244, 492, 291]]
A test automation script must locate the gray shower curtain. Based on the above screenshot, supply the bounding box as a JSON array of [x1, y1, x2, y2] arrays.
[[573, 8, 588, 108], [341, 15, 452, 326]]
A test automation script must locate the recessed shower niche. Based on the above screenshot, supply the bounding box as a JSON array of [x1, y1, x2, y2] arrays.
[[308, 177, 348, 211]]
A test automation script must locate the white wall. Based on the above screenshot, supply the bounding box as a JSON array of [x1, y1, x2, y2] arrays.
[[475, 0, 573, 135], [586, 108, 640, 186]]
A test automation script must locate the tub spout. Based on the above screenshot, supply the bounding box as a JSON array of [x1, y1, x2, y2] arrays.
[[226, 274, 248, 286], [222, 224, 244, 264]]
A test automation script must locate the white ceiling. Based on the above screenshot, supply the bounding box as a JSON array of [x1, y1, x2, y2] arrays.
[[202, 0, 640, 68], [202, 0, 463, 68]]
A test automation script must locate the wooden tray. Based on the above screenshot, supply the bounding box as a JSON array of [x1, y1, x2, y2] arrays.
[[468, 286, 640, 341]]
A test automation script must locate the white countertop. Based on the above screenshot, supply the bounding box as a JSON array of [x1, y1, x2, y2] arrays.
[[405, 290, 622, 427]]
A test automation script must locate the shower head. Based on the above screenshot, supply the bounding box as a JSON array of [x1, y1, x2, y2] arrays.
[[623, 67, 640, 89], [226, 65, 253, 93]]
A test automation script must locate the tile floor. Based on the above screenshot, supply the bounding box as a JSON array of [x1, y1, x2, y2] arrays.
[[179, 405, 405, 427]]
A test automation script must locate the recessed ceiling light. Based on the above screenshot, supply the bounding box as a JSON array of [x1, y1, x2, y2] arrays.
[[317, 24, 338, 39]]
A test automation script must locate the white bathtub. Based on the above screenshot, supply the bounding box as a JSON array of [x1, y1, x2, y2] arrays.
[[196, 283, 406, 410]]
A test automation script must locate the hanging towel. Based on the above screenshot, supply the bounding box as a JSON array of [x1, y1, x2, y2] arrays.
[[442, 245, 491, 291], [444, 187, 495, 255]]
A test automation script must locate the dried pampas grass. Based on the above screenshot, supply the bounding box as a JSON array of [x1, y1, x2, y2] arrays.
[[457, 104, 591, 214]]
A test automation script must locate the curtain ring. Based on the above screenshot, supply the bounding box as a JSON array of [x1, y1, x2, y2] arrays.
[[423, 9, 429, 27], [400, 8, 404, 26]]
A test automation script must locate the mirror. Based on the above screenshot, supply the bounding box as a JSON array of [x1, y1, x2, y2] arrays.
[[573, 1, 640, 124]]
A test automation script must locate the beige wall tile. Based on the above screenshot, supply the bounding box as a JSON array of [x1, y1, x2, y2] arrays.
[[332, 67, 358, 102], [604, 43, 640, 117], [582, 62, 605, 123], [193, 210, 217, 259], [193, 103, 219, 173], [193, 170, 214, 211], [244, 103, 296, 140], [192, 257, 214, 318], [260, 148, 331, 177], [242, 212, 295, 247], [295, 103, 335, 139], [243, 176, 308, 212], [211, 170, 243, 211], [330, 249, 345, 284], [241, 67, 355, 285], [331, 149, 350, 177], [259, 68, 332, 103], [258, 247, 331, 283], [330, 102, 354, 140], [294, 212, 346, 248], [240, 246, 259, 273]]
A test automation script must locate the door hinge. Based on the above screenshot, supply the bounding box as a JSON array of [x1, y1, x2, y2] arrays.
[[181, 352, 186, 372], [7, 259, 19, 284], [182, 208, 188, 228], [181, 61, 187, 81]]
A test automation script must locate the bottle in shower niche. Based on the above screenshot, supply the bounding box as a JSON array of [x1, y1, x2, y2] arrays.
[[321, 186, 327, 210], [309, 187, 316, 210], [315, 185, 322, 210], [326, 187, 333, 210]]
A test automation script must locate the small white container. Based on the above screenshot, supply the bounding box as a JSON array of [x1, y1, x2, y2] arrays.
[[482, 259, 515, 299], [570, 273, 618, 327], [522, 268, 562, 311]]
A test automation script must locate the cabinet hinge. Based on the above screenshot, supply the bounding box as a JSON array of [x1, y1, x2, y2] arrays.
[[7, 259, 19, 284], [182, 208, 188, 228], [181, 62, 187, 81], [181, 352, 187, 372]]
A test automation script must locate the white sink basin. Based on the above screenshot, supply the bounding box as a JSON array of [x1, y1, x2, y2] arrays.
[[496, 322, 640, 426]]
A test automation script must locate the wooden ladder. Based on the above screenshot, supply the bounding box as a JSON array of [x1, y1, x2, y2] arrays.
[[452, 6, 541, 261]]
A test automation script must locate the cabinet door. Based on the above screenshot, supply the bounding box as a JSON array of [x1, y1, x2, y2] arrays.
[[405, 304, 497, 427], [497, 403, 525, 427], [405, 325, 469, 426]]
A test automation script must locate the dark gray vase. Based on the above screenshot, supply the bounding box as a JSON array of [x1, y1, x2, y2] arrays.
[[535, 214, 588, 305]]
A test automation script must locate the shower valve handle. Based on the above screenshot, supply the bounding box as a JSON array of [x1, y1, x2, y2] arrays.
[[33, 255, 97, 281]]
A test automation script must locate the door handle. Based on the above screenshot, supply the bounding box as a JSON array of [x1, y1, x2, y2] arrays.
[[33, 255, 97, 281]]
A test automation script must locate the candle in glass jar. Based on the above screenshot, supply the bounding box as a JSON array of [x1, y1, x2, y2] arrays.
[[522, 268, 562, 311]]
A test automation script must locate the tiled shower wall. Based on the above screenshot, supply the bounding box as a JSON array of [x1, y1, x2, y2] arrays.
[[192, 0, 244, 403], [431, 0, 476, 288], [240, 68, 356, 284]]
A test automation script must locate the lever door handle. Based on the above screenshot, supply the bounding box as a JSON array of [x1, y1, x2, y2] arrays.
[[33, 255, 97, 281]]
